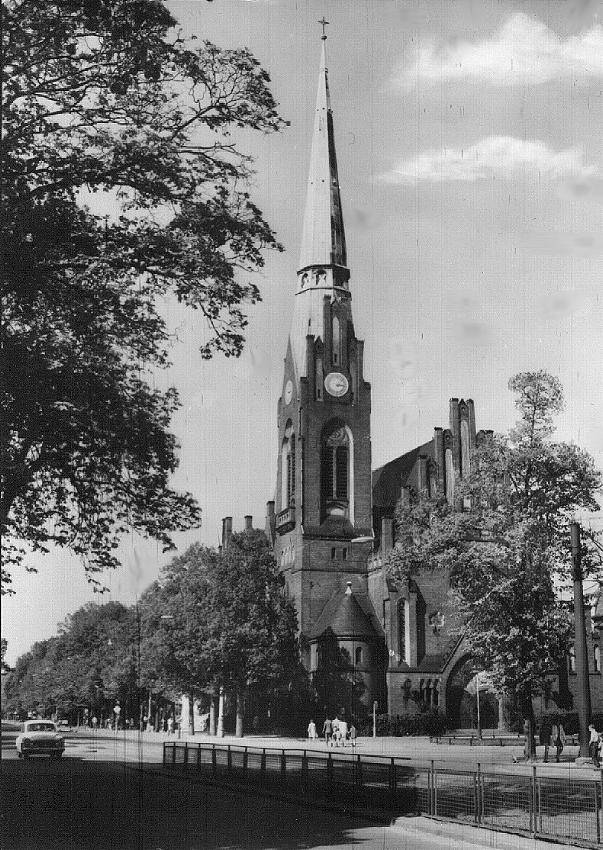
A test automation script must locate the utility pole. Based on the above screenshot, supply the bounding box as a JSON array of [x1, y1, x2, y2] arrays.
[[570, 522, 591, 759]]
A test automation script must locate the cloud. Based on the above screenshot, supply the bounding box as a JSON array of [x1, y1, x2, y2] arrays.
[[381, 136, 597, 184], [399, 14, 603, 88]]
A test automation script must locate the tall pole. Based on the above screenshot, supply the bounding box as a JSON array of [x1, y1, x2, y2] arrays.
[[571, 522, 591, 759], [476, 674, 482, 739]]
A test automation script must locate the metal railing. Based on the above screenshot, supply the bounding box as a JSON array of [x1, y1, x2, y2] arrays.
[[163, 741, 602, 848]]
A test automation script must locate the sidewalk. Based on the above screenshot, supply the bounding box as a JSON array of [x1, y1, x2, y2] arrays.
[[86, 727, 600, 780]]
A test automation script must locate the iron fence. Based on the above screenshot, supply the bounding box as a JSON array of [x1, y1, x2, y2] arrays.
[[163, 741, 602, 847]]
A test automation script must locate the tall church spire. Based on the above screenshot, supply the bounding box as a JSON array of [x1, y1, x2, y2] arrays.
[[289, 33, 351, 379], [298, 35, 347, 272]]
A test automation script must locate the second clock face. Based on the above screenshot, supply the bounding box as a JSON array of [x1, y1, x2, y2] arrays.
[[284, 380, 293, 404], [324, 372, 349, 397]]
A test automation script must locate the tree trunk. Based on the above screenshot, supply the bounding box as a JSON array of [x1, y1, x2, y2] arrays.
[[520, 691, 536, 759], [188, 692, 195, 736], [208, 693, 217, 736], [235, 688, 245, 738], [497, 693, 510, 732], [217, 687, 225, 738]]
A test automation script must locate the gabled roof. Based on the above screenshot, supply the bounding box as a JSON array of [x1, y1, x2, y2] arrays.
[[372, 440, 434, 509]]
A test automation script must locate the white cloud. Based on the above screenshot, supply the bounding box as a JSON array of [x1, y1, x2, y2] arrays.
[[399, 14, 603, 87], [382, 136, 597, 184]]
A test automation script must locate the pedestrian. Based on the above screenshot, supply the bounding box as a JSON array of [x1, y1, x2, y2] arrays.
[[551, 718, 566, 763], [91, 716, 98, 730], [322, 717, 333, 746], [539, 720, 552, 763], [338, 718, 348, 747], [307, 719, 317, 740], [349, 723, 357, 749], [589, 724, 601, 767], [332, 715, 340, 747], [167, 716, 174, 735]]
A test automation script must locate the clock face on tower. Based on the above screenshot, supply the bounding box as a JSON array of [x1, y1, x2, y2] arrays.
[[284, 380, 293, 404], [324, 372, 349, 397]]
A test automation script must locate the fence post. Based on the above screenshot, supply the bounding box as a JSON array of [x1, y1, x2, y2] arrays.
[[356, 754, 363, 788], [595, 779, 600, 845], [281, 749, 287, 778], [172, 744, 176, 765], [196, 745, 202, 770], [243, 746, 248, 778], [473, 765, 479, 824], [261, 747, 266, 775], [185, 742, 189, 767], [530, 765, 537, 836], [301, 749, 308, 792], [211, 745, 217, 777], [431, 760, 437, 816], [327, 752, 333, 785], [597, 769, 603, 841], [227, 745, 232, 771]]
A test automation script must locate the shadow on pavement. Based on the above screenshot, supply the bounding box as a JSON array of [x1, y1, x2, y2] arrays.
[[1, 756, 392, 849]]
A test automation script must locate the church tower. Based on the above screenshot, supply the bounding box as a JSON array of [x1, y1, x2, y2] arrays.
[[268, 33, 377, 681]]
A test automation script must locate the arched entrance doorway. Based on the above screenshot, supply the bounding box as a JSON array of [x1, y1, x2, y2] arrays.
[[446, 656, 498, 730]]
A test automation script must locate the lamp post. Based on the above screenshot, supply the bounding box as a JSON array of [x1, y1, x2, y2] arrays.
[[570, 522, 591, 759]]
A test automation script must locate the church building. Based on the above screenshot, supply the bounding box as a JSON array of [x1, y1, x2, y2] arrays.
[[245, 35, 600, 728]]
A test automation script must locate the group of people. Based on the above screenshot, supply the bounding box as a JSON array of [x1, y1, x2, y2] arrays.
[[307, 717, 357, 747], [536, 720, 603, 766]]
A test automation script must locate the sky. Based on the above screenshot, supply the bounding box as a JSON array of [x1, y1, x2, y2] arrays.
[[3, 0, 603, 665]]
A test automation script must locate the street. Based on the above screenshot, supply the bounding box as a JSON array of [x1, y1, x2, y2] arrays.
[[2, 725, 573, 850]]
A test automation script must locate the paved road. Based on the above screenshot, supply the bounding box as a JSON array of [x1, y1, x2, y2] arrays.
[[1, 726, 573, 849]]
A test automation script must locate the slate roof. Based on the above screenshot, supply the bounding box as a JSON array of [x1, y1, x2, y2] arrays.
[[309, 586, 380, 640], [371, 440, 434, 510]]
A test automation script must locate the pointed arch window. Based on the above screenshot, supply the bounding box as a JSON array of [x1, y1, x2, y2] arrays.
[[320, 422, 353, 521], [398, 599, 406, 663], [281, 421, 296, 510]]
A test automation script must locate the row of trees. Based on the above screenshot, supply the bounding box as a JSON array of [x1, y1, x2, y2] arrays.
[[4, 527, 373, 733], [386, 371, 602, 747], [3, 531, 305, 733]]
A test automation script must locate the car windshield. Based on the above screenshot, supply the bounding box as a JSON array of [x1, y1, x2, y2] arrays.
[[27, 723, 56, 732]]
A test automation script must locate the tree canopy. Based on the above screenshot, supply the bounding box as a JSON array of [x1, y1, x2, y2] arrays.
[[1, 0, 286, 590], [386, 371, 601, 728], [141, 530, 302, 735], [2, 602, 141, 720]]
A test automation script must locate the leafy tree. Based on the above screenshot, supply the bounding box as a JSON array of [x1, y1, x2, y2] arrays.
[[3, 602, 142, 722], [1, 0, 286, 590], [206, 530, 302, 736], [387, 371, 601, 752], [138, 544, 217, 731], [143, 531, 302, 736], [1, 638, 9, 672]]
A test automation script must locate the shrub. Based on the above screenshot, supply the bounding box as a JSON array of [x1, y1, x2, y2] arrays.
[[538, 711, 603, 736], [357, 710, 447, 737]]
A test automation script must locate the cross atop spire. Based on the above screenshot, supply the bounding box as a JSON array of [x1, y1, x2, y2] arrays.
[[318, 17, 329, 40]]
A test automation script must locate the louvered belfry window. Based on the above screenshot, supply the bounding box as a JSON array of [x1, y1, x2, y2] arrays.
[[321, 425, 349, 517]]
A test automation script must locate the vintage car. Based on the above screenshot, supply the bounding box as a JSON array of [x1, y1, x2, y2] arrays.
[[16, 720, 65, 759]]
